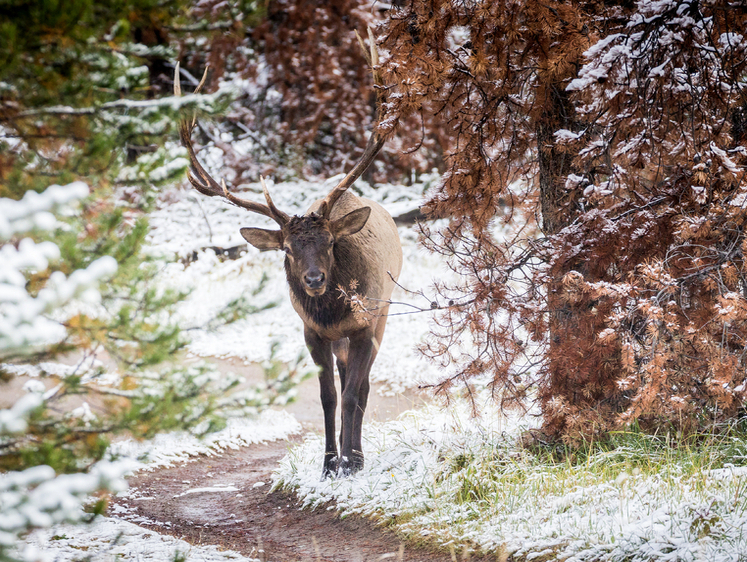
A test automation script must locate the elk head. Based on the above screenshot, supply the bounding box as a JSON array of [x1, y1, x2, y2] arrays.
[[172, 28, 386, 298], [240, 205, 371, 297]]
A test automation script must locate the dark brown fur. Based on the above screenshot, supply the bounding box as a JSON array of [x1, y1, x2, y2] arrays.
[[285, 235, 369, 329]]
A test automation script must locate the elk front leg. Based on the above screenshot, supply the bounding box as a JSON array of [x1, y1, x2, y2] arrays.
[[305, 327, 337, 479], [332, 338, 349, 452], [351, 374, 370, 464], [339, 333, 374, 475]]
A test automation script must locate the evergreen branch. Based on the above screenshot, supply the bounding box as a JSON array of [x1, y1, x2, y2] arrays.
[[167, 20, 235, 32], [16, 93, 224, 117]]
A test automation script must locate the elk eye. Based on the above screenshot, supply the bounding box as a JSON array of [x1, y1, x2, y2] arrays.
[[283, 247, 292, 255]]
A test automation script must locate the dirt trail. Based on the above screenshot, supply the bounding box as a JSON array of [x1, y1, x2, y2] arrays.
[[112, 439, 468, 562], [111, 359, 475, 562]]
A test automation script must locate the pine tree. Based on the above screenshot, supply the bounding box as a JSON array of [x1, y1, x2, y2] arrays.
[[378, 0, 747, 440], [0, 2, 303, 556]]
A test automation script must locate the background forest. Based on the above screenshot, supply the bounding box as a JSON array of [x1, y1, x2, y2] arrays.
[[2, 0, 747, 560]]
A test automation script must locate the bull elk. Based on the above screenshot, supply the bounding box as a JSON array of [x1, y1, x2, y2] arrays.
[[173, 32, 402, 477]]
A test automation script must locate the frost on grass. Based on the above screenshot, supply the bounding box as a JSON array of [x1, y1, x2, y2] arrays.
[[275, 393, 747, 562], [148, 175, 451, 395]]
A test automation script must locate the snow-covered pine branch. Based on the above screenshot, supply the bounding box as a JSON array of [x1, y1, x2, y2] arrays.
[[0, 461, 128, 562], [0, 183, 118, 360], [16, 89, 235, 118], [0, 183, 131, 561]]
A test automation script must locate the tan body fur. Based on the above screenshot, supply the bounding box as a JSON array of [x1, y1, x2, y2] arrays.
[[297, 192, 403, 340]]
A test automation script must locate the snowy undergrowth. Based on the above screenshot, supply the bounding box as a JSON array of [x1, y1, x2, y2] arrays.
[[109, 408, 301, 471], [274, 396, 747, 562], [148, 175, 451, 395], [23, 517, 257, 562]]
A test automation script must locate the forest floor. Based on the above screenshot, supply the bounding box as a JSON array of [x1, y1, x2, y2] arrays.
[[109, 358, 465, 562], [111, 439, 464, 562]]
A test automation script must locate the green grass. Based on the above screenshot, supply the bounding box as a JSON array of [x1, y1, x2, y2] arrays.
[[436, 421, 747, 507], [276, 403, 747, 561]]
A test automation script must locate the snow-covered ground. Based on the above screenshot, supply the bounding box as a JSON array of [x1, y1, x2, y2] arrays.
[[24, 518, 253, 562], [109, 410, 302, 471]]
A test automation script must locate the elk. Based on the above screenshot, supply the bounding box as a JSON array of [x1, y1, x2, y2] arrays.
[[173, 34, 402, 477]]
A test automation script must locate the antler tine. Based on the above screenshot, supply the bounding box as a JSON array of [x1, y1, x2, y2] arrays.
[[260, 176, 290, 223], [190, 65, 209, 129], [174, 63, 288, 226], [320, 27, 388, 218]]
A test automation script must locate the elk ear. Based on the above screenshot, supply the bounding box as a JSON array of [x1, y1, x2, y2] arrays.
[[240, 227, 284, 251], [331, 207, 371, 238]]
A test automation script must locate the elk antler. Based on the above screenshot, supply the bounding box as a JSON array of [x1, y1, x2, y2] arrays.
[[319, 27, 388, 218], [174, 62, 289, 226]]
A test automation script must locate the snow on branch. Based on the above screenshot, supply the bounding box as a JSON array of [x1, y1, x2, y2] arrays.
[[0, 181, 131, 561], [0, 461, 128, 559], [0, 182, 88, 241], [0, 183, 118, 360], [16, 88, 235, 118]]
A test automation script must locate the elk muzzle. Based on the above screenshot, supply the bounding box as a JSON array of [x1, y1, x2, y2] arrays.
[[303, 269, 327, 295]]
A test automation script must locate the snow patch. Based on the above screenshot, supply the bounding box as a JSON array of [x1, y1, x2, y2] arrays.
[[109, 409, 302, 471], [23, 517, 257, 562]]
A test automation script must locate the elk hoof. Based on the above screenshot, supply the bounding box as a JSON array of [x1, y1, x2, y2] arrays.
[[338, 454, 364, 477], [321, 456, 338, 480]]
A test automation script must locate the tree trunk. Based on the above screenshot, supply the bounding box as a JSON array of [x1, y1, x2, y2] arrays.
[[536, 83, 607, 438], [536, 85, 579, 237]]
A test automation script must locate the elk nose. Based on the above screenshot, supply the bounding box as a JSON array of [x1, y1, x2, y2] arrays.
[[304, 271, 325, 289]]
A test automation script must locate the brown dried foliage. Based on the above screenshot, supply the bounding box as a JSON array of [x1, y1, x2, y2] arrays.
[[380, 0, 593, 231], [380, 0, 747, 441], [185, 0, 443, 182]]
